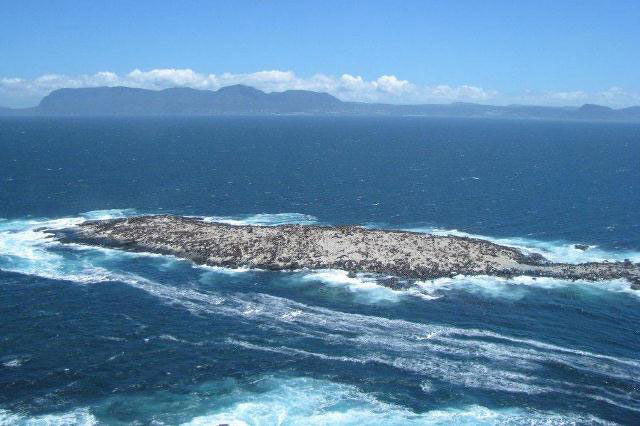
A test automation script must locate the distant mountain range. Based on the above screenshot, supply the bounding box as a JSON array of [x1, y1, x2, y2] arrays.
[[1, 85, 640, 121]]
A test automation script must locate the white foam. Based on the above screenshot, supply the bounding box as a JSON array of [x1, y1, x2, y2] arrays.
[[2, 212, 639, 413], [420, 380, 435, 393], [293, 269, 403, 303], [0, 209, 184, 284], [181, 376, 616, 426], [2, 359, 21, 368], [201, 212, 318, 226], [156, 334, 203, 346], [0, 408, 98, 426], [414, 274, 640, 301], [79, 208, 138, 221], [199, 265, 255, 275], [0, 215, 100, 282], [2, 229, 638, 413], [404, 225, 640, 264]]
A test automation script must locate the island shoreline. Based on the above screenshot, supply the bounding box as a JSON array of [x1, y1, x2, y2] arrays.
[[52, 215, 640, 290]]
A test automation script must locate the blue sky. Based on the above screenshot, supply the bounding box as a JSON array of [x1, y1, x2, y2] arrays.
[[1, 0, 639, 107]]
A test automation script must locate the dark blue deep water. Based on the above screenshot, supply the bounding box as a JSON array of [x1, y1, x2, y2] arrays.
[[1, 116, 639, 425]]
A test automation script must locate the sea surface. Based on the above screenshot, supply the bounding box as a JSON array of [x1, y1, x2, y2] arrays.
[[1, 116, 639, 425]]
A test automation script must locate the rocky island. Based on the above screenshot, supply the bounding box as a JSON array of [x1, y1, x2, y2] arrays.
[[59, 215, 640, 289]]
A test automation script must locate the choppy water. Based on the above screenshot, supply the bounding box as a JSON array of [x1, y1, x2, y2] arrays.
[[1, 117, 639, 425]]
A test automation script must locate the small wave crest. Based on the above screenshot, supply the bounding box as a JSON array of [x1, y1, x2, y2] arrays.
[[0, 408, 98, 426], [201, 212, 318, 226], [79, 208, 138, 221], [402, 225, 640, 264], [180, 376, 615, 426], [0, 376, 617, 425], [415, 275, 640, 300], [292, 269, 405, 303]]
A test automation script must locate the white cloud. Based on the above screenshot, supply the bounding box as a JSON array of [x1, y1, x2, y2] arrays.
[[546, 90, 588, 101], [427, 85, 497, 101], [0, 68, 637, 108], [127, 68, 205, 87], [510, 87, 640, 108], [0, 68, 499, 107]]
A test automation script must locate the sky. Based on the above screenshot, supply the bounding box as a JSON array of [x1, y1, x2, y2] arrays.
[[1, 0, 639, 108]]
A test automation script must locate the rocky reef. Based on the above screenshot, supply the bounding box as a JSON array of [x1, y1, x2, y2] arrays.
[[58, 215, 640, 290]]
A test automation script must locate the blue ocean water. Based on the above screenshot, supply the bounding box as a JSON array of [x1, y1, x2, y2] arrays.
[[1, 116, 639, 425]]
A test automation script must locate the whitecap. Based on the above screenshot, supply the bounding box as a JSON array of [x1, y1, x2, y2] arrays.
[[403, 225, 640, 264], [414, 274, 640, 301], [180, 376, 616, 426], [2, 359, 21, 368], [1, 212, 639, 413], [79, 208, 138, 221], [0, 408, 98, 426], [291, 269, 403, 303], [201, 212, 318, 226]]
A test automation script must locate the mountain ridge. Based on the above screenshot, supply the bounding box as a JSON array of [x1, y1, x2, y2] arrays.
[[1, 84, 639, 121]]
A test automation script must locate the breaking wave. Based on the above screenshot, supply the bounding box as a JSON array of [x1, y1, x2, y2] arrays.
[[0, 376, 617, 425], [401, 225, 640, 264], [201, 212, 318, 226], [0, 408, 98, 426], [414, 274, 640, 300], [289, 269, 405, 303], [1, 210, 640, 422], [180, 376, 616, 426], [1, 210, 639, 301]]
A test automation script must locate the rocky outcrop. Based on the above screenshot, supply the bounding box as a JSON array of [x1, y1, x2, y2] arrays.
[[57, 215, 640, 290]]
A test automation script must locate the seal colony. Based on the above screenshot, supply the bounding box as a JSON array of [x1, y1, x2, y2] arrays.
[[63, 215, 640, 289]]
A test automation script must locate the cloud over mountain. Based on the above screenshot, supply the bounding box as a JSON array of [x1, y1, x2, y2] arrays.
[[0, 69, 638, 108]]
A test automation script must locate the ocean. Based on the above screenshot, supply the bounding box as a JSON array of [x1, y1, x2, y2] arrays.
[[1, 116, 639, 425]]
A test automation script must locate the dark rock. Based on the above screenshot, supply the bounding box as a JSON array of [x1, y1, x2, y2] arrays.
[[61, 215, 640, 292]]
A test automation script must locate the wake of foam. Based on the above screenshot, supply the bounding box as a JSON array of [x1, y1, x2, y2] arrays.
[[2, 213, 639, 414], [104, 272, 640, 410]]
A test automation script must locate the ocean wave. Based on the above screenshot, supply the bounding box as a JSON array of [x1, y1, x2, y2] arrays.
[[400, 225, 640, 264], [0, 209, 143, 284], [225, 294, 639, 409], [290, 269, 405, 303], [79, 208, 138, 221], [0, 408, 98, 426], [180, 376, 616, 426], [414, 275, 640, 300], [100, 273, 640, 410], [2, 211, 639, 303], [289, 269, 638, 303], [201, 212, 318, 226], [0, 377, 617, 425], [2, 358, 22, 368], [1, 214, 639, 414]]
